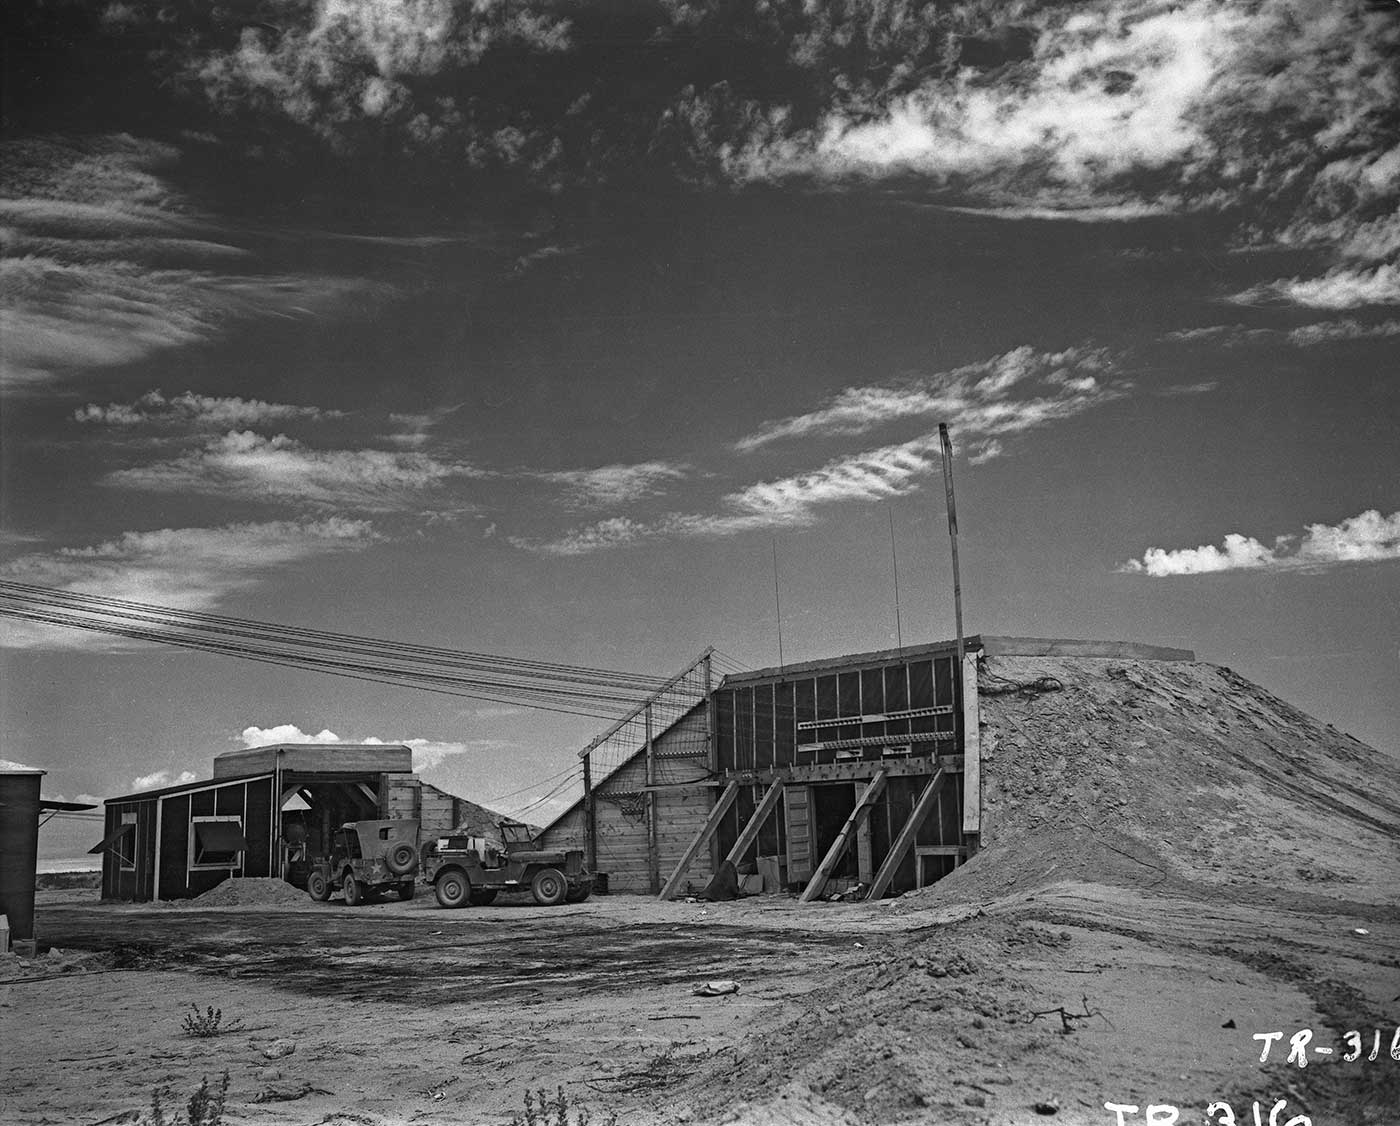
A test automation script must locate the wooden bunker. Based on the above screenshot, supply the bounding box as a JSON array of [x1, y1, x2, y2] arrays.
[[539, 636, 1194, 900]]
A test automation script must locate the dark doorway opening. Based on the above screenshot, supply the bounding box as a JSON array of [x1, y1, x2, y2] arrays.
[[810, 783, 857, 880]]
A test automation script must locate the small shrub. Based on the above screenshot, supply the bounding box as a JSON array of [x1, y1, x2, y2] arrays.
[[138, 1071, 229, 1126], [180, 1003, 243, 1038], [511, 1086, 619, 1126]]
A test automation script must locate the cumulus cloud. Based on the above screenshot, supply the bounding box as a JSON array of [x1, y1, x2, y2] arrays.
[[0, 135, 391, 391], [1121, 509, 1400, 576], [541, 461, 690, 509], [239, 723, 510, 772], [132, 769, 198, 791], [74, 389, 339, 428], [0, 518, 377, 650], [104, 430, 481, 511], [735, 346, 1120, 457]]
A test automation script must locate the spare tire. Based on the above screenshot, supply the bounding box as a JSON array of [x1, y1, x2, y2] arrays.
[[384, 840, 418, 876]]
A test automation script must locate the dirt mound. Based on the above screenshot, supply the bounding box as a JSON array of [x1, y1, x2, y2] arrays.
[[183, 877, 309, 908], [927, 656, 1400, 908]]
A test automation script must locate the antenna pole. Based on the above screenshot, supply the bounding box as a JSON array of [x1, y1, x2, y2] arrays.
[[938, 424, 964, 669], [888, 506, 904, 654], [772, 538, 785, 669]]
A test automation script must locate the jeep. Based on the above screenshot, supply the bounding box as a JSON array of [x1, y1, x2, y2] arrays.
[[307, 819, 420, 906], [422, 820, 592, 908]]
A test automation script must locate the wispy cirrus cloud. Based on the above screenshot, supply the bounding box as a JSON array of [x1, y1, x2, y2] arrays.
[[74, 389, 340, 428], [540, 461, 690, 509], [735, 346, 1120, 459], [0, 135, 392, 391], [735, 2, 1249, 208], [239, 723, 513, 772], [1120, 509, 1400, 577], [1286, 318, 1400, 347], [521, 436, 940, 555], [103, 430, 483, 512], [1230, 264, 1400, 310], [0, 518, 377, 651]]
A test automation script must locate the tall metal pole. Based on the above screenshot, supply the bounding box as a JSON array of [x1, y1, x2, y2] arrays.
[[938, 424, 964, 670]]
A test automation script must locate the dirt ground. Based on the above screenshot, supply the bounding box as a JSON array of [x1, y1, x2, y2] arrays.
[[5, 658, 1397, 1126], [2, 878, 1396, 1126]]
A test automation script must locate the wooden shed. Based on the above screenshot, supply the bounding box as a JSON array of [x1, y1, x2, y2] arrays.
[[94, 742, 494, 901]]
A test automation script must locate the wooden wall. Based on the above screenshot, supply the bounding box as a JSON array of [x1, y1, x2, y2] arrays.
[[538, 705, 712, 895]]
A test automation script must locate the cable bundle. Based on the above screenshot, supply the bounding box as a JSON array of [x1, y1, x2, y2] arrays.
[[0, 580, 679, 720]]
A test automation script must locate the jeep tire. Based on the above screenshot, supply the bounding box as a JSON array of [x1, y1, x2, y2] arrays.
[[396, 881, 416, 901], [434, 868, 471, 909], [343, 873, 363, 907], [384, 841, 418, 876], [531, 867, 568, 907], [307, 870, 331, 902], [565, 882, 592, 904]]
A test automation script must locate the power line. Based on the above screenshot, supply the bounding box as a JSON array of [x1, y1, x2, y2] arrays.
[[0, 581, 685, 720]]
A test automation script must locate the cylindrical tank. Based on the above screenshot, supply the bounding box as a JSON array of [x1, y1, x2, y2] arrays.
[[0, 762, 44, 945]]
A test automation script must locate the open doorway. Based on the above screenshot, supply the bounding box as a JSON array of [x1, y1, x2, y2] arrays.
[[809, 783, 858, 881]]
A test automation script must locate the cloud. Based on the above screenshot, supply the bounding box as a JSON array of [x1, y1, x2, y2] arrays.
[[1286, 318, 1400, 347], [132, 769, 198, 791], [1121, 509, 1400, 576], [735, 346, 1121, 456], [1230, 265, 1400, 310], [74, 389, 339, 428], [0, 518, 377, 650], [0, 135, 392, 391], [104, 430, 482, 511], [239, 724, 511, 772], [192, 0, 571, 151], [1162, 324, 1277, 348], [524, 436, 942, 555], [736, 3, 1249, 204], [541, 461, 690, 509]]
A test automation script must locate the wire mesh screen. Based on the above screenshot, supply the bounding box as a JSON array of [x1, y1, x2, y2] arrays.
[[582, 648, 719, 788]]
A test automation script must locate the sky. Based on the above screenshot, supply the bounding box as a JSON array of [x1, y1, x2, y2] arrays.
[[3, 0, 1397, 866]]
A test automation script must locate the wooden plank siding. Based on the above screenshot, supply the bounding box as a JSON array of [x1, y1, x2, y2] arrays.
[[537, 704, 712, 894]]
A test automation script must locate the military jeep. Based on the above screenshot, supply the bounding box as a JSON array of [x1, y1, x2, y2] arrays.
[[307, 819, 420, 906], [422, 819, 592, 908]]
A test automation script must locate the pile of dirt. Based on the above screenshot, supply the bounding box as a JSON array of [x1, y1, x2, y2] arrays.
[[182, 877, 309, 908], [921, 655, 1400, 908], [447, 802, 541, 842]]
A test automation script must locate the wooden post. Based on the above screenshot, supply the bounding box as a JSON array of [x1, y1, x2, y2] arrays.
[[582, 750, 597, 874], [724, 779, 785, 867], [799, 770, 889, 903], [938, 423, 964, 671], [658, 780, 741, 899], [645, 703, 659, 894], [865, 767, 946, 901], [961, 651, 981, 843]]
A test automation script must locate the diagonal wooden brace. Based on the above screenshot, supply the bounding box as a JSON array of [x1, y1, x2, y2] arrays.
[[657, 780, 741, 900]]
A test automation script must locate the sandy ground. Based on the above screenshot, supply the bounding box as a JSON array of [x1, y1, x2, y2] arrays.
[[6, 659, 1396, 1126], [2, 878, 1396, 1126]]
